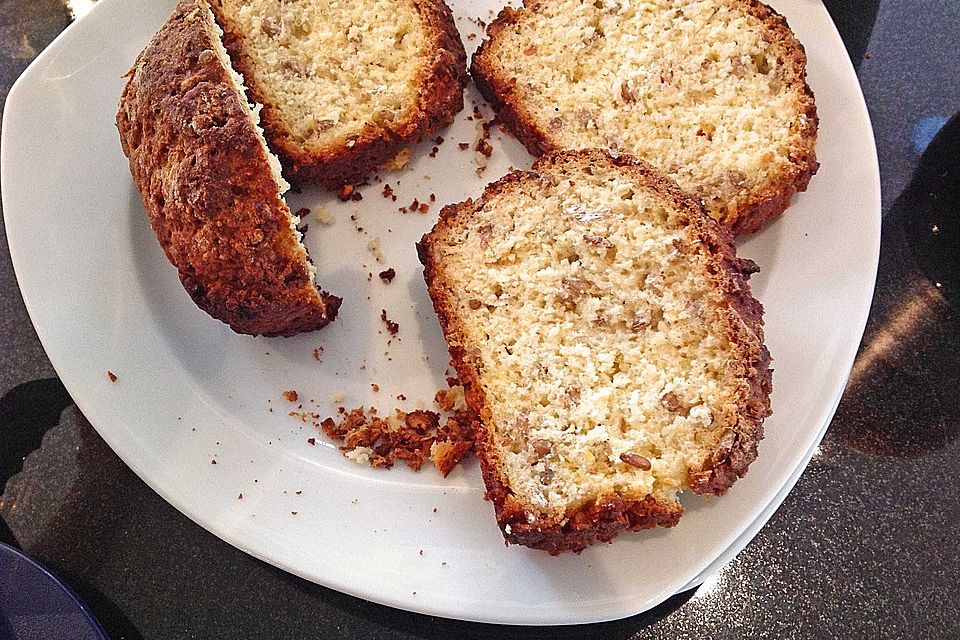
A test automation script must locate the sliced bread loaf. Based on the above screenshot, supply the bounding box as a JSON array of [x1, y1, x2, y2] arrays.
[[117, 0, 340, 337], [419, 150, 772, 553], [208, 0, 468, 188], [472, 0, 818, 235]]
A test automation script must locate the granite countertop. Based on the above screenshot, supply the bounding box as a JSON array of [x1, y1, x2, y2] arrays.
[[0, 0, 957, 637]]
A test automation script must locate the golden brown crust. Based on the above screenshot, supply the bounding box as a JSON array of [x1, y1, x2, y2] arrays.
[[116, 0, 340, 337], [210, 0, 468, 189], [418, 149, 772, 553], [471, 0, 819, 236]]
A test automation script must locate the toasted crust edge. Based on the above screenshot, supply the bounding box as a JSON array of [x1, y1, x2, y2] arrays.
[[418, 149, 772, 553], [471, 0, 819, 236], [211, 0, 468, 189], [117, 0, 340, 338]]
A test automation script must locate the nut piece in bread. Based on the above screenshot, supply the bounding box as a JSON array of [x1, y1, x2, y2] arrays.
[[208, 0, 469, 188], [419, 150, 772, 553], [472, 0, 818, 235], [117, 0, 340, 337]]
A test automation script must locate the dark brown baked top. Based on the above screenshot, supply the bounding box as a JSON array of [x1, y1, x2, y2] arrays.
[[117, 0, 340, 337]]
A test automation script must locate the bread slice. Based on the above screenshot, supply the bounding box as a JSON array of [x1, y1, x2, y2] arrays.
[[117, 0, 340, 337], [208, 0, 468, 188], [472, 0, 818, 235], [419, 150, 772, 553]]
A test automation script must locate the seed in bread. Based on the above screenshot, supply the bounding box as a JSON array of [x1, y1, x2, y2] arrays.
[[208, 0, 468, 188], [117, 0, 340, 337], [418, 150, 772, 553], [472, 0, 819, 235]]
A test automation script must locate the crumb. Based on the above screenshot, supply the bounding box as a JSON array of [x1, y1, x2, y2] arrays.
[[417, 202, 429, 214], [382, 183, 396, 200], [385, 148, 412, 171], [397, 394, 407, 401], [371, 384, 380, 392], [380, 309, 399, 336], [295, 490, 302, 495], [107, 371, 118, 382], [378, 268, 396, 284], [313, 207, 334, 225], [433, 136, 444, 145], [432, 507, 437, 513], [282, 389, 299, 403], [429, 194, 436, 202], [313, 348, 323, 361], [458, 142, 470, 150], [295, 207, 310, 218], [211, 459, 217, 465], [434, 385, 467, 412], [337, 184, 355, 202], [291, 511, 298, 516], [429, 146, 439, 158], [367, 238, 385, 263], [307, 437, 316, 445], [476, 138, 493, 157]]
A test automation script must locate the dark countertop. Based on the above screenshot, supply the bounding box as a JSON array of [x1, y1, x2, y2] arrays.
[[1, 1, 957, 638]]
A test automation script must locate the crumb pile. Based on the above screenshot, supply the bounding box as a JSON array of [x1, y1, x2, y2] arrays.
[[287, 384, 474, 476]]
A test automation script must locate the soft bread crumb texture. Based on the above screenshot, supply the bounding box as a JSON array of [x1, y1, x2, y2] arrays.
[[212, 0, 432, 151], [474, 0, 817, 232], [420, 151, 772, 551]]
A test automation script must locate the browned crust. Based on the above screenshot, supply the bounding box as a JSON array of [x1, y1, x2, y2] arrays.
[[210, 0, 468, 189], [471, 0, 819, 236], [418, 149, 772, 553], [116, 0, 340, 337]]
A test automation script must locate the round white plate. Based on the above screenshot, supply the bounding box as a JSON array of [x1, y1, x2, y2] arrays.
[[1, 0, 879, 625]]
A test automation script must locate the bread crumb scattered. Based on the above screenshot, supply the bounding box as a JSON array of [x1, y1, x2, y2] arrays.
[[385, 148, 412, 171], [107, 371, 118, 382], [367, 238, 385, 263], [313, 207, 334, 225], [380, 309, 400, 336], [282, 389, 298, 403]]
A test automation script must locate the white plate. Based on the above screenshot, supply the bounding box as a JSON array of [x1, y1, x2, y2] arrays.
[[1, 0, 879, 625]]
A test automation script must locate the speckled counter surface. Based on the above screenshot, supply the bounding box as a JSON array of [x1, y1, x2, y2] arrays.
[[1, 1, 957, 638]]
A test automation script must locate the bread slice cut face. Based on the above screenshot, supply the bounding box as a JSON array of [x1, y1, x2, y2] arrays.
[[117, 0, 340, 337], [472, 0, 818, 235], [209, 0, 468, 187], [419, 150, 773, 553]]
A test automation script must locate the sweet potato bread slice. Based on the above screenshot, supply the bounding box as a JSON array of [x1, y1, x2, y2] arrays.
[[419, 150, 772, 553], [208, 0, 468, 188], [472, 0, 818, 235], [117, 0, 340, 337]]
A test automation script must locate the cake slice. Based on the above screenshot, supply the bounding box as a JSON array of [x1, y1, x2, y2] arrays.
[[419, 150, 772, 553], [208, 0, 468, 188], [472, 0, 818, 235], [117, 0, 340, 337]]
